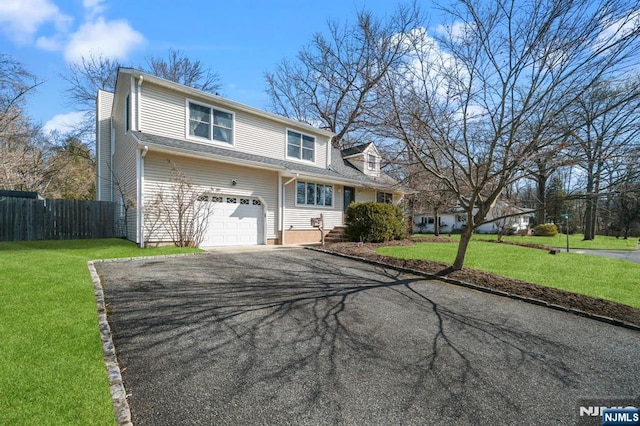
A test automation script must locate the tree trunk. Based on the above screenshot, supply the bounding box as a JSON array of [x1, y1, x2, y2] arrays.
[[434, 208, 439, 236], [535, 161, 547, 225], [452, 226, 474, 271]]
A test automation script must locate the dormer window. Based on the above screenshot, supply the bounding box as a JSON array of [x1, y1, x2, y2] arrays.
[[367, 153, 377, 171], [287, 130, 314, 161]]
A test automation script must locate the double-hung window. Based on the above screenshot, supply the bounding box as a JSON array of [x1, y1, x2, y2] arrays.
[[296, 181, 333, 207], [287, 130, 314, 161], [367, 154, 377, 170], [188, 101, 233, 144], [376, 192, 393, 204]]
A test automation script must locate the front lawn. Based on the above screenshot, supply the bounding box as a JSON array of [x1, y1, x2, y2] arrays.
[[412, 233, 638, 250], [378, 241, 640, 309], [480, 233, 639, 250], [0, 239, 201, 425]]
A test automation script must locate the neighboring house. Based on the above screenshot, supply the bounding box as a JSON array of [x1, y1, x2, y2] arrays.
[[413, 201, 532, 234], [96, 68, 402, 247]]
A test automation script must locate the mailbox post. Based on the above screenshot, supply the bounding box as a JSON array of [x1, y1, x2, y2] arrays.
[[311, 213, 325, 246]]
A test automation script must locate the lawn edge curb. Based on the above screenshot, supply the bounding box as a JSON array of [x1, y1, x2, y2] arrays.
[[87, 252, 205, 426], [88, 260, 133, 426], [309, 247, 640, 332]]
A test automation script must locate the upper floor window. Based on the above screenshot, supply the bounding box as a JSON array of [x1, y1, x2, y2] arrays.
[[367, 153, 377, 170], [188, 101, 233, 144], [287, 130, 314, 161], [376, 192, 393, 204]]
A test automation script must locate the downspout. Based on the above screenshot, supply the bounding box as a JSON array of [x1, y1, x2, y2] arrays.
[[137, 145, 148, 247], [281, 175, 297, 245], [136, 75, 144, 131]]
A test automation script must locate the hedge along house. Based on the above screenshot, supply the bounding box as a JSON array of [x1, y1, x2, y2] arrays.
[[96, 68, 403, 247]]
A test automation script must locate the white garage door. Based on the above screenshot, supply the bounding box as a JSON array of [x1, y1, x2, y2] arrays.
[[199, 196, 264, 247]]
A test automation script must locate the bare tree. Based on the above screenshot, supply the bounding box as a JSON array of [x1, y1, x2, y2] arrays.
[[145, 48, 221, 94], [0, 54, 40, 142], [410, 170, 457, 236], [62, 55, 120, 110], [61, 49, 221, 142], [562, 78, 640, 240], [145, 162, 214, 247], [265, 3, 422, 148], [611, 182, 640, 238], [380, 0, 640, 270], [45, 137, 96, 200], [0, 130, 54, 193]]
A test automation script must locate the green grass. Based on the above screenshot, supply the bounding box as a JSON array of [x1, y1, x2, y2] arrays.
[[480, 233, 639, 250], [0, 239, 201, 425], [378, 241, 640, 309], [413, 233, 639, 250]]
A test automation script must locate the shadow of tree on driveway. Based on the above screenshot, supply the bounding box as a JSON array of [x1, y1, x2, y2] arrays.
[[97, 250, 595, 425]]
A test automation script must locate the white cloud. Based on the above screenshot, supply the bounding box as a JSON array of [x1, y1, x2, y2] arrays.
[[435, 21, 474, 43], [0, 0, 144, 63], [595, 10, 640, 52], [82, 0, 106, 20], [64, 17, 145, 63], [43, 111, 87, 136], [0, 0, 71, 44]]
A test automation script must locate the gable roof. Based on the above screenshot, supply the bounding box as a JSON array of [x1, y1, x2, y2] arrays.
[[133, 131, 402, 191], [340, 142, 373, 157]]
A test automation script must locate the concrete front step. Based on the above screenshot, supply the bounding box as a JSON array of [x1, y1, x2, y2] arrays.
[[324, 226, 347, 243]]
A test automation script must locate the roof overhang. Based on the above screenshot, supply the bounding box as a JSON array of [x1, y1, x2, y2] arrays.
[[133, 135, 403, 192]]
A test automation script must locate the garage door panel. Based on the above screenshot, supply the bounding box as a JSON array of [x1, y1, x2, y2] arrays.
[[199, 197, 263, 247]]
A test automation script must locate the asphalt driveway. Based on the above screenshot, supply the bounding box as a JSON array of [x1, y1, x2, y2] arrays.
[[96, 248, 640, 425], [572, 248, 640, 264]]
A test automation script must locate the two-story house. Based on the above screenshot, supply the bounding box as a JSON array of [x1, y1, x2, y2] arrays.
[[96, 68, 402, 247]]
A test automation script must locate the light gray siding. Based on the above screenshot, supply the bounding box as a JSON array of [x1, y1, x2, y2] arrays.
[[138, 81, 331, 168], [356, 189, 376, 203], [139, 83, 184, 137], [283, 181, 344, 231], [143, 152, 279, 243], [96, 90, 114, 201], [111, 75, 139, 241]]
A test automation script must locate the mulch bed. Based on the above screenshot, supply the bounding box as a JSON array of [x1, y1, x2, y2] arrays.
[[320, 238, 640, 328]]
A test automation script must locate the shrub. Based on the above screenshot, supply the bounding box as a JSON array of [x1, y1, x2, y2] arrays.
[[344, 202, 407, 243], [533, 223, 559, 237]]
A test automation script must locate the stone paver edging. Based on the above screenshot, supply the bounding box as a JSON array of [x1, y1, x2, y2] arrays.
[[88, 260, 133, 426], [87, 252, 207, 426], [309, 247, 640, 332]]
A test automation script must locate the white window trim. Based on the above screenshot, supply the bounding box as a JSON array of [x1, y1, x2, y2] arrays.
[[185, 99, 235, 147], [294, 180, 335, 209], [286, 128, 316, 164], [376, 191, 393, 204], [367, 153, 377, 170]]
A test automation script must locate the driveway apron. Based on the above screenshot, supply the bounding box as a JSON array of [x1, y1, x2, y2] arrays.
[[96, 249, 640, 425]]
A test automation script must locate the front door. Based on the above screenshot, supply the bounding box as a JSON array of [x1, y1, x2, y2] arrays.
[[343, 186, 355, 212]]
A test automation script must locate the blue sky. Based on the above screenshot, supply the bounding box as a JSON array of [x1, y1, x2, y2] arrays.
[[0, 0, 408, 136]]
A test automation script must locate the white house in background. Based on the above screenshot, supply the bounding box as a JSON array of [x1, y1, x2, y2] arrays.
[[96, 68, 402, 247], [413, 201, 533, 234]]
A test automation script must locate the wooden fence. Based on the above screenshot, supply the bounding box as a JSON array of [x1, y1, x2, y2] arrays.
[[0, 197, 116, 241]]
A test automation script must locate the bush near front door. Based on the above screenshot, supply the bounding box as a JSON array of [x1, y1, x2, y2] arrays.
[[344, 202, 406, 243]]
